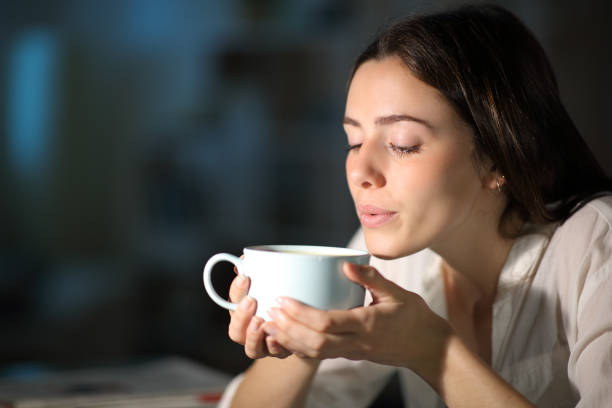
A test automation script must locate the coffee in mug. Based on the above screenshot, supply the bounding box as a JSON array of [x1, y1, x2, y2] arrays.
[[202, 245, 370, 320]]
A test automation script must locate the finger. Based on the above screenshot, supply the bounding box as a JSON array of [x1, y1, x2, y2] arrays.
[[233, 254, 245, 274], [343, 262, 402, 304], [265, 336, 291, 359], [228, 296, 256, 344], [276, 297, 363, 334], [264, 308, 345, 359], [244, 316, 267, 359], [228, 274, 250, 304]]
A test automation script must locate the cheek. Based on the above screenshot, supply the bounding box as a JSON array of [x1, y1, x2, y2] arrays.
[[392, 157, 449, 197], [439, 152, 482, 200], [395, 150, 481, 217]]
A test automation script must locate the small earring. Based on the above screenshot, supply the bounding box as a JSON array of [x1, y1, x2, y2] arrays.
[[496, 175, 505, 192]]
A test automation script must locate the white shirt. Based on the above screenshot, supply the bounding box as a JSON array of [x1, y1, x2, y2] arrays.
[[219, 196, 612, 407]]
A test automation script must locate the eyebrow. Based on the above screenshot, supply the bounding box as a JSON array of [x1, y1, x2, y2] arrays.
[[343, 114, 434, 129]]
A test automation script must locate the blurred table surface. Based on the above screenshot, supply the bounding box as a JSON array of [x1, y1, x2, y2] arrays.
[[0, 356, 231, 408]]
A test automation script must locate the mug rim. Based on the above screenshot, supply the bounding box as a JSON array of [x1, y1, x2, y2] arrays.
[[244, 244, 369, 257]]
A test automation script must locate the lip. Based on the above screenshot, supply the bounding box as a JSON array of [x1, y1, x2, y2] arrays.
[[357, 204, 398, 228]]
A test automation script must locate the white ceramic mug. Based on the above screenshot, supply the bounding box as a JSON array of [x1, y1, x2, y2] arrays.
[[203, 245, 370, 320]]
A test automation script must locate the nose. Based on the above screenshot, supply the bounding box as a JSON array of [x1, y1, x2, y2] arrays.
[[346, 142, 386, 189]]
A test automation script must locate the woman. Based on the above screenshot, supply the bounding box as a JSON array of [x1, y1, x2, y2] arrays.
[[219, 4, 612, 407]]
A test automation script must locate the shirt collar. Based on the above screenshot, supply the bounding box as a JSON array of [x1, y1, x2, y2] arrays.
[[497, 223, 556, 293]]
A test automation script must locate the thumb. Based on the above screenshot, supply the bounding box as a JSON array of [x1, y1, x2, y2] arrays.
[[343, 262, 403, 304]]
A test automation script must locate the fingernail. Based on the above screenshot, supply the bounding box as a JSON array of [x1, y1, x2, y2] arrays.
[[343, 262, 354, 273], [248, 317, 262, 333], [239, 296, 254, 311], [275, 297, 287, 307], [267, 308, 279, 321], [236, 274, 247, 286]]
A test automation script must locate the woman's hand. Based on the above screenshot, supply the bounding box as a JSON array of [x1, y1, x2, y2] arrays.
[[261, 263, 452, 378], [227, 268, 292, 360]]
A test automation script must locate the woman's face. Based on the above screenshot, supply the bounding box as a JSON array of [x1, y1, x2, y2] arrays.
[[344, 56, 493, 259]]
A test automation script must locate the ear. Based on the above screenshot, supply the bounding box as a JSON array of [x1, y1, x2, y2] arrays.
[[482, 164, 506, 192]]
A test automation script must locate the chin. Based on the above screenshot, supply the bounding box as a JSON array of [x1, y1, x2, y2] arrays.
[[363, 230, 416, 260]]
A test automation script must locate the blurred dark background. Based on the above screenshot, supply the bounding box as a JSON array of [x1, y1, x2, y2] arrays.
[[1, 0, 611, 383]]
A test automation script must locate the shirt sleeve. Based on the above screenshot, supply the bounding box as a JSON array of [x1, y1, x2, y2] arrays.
[[217, 358, 396, 408], [563, 199, 612, 407], [568, 260, 612, 407], [217, 373, 244, 408], [306, 358, 396, 407]]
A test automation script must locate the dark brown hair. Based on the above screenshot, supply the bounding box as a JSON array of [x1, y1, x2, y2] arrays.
[[350, 4, 612, 231]]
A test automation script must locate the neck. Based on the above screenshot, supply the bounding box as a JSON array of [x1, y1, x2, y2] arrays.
[[431, 210, 520, 302]]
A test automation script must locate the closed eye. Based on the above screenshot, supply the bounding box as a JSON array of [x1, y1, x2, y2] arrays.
[[345, 143, 362, 152], [388, 143, 421, 157]]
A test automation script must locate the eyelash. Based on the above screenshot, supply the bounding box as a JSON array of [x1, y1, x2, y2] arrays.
[[345, 143, 362, 152], [345, 143, 421, 157], [389, 143, 421, 157]]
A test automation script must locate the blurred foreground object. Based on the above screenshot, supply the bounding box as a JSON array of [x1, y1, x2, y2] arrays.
[[0, 356, 230, 408]]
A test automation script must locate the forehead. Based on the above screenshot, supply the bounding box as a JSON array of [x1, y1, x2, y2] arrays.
[[346, 56, 453, 120]]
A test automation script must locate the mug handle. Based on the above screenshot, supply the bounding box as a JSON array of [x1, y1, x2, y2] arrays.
[[203, 253, 244, 311]]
